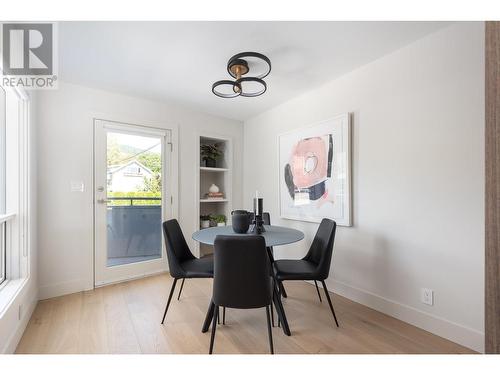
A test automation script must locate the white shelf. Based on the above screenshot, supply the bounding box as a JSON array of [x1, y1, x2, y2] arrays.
[[197, 134, 233, 258], [200, 167, 229, 172]]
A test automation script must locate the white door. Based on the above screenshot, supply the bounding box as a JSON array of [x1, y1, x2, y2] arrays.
[[94, 119, 172, 286]]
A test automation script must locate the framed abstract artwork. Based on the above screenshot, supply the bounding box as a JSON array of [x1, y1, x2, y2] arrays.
[[278, 113, 352, 226]]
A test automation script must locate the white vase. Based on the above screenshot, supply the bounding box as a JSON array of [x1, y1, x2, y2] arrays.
[[201, 220, 210, 229], [208, 184, 220, 193], [217, 222, 225, 227]]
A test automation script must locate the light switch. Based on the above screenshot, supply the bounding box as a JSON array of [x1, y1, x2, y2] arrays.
[[70, 180, 84, 192]]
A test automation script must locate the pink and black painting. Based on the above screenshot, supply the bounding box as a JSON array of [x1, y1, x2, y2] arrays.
[[279, 114, 351, 226]]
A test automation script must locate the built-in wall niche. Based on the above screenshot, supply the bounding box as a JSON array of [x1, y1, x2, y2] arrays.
[[199, 171, 227, 201], [196, 135, 233, 257], [200, 137, 229, 169]]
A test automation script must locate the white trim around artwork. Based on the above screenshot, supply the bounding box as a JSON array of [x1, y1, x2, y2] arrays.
[[278, 113, 352, 226]]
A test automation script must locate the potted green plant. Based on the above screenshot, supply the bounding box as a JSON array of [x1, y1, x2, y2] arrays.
[[211, 214, 226, 227], [200, 214, 211, 229], [201, 143, 222, 168]]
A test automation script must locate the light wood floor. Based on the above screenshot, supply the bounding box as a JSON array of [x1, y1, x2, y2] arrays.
[[16, 274, 475, 354]]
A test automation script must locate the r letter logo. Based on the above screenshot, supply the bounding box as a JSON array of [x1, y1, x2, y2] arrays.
[[1, 23, 57, 89]]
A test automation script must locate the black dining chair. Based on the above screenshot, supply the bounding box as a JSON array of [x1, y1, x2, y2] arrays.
[[273, 218, 339, 327], [221, 211, 279, 326], [161, 219, 214, 324], [209, 235, 274, 354]]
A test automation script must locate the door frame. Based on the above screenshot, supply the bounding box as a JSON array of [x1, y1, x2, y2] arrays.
[[485, 21, 500, 354], [91, 113, 178, 287]]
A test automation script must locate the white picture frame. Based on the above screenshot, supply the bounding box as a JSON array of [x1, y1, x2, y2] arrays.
[[278, 113, 352, 226]]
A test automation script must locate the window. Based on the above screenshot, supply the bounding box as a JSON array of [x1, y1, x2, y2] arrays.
[[124, 164, 142, 176], [0, 85, 30, 290], [0, 222, 5, 285], [0, 87, 5, 285]]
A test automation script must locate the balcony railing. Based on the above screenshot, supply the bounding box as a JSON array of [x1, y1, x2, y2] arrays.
[[107, 196, 161, 206], [106, 198, 162, 266]]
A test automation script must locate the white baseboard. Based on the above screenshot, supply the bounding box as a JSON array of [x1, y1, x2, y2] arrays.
[[2, 285, 38, 354], [39, 278, 93, 300], [39, 268, 168, 300], [320, 279, 484, 353], [94, 268, 168, 288]]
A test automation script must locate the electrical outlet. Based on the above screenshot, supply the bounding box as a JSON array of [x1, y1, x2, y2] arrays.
[[421, 288, 434, 306]]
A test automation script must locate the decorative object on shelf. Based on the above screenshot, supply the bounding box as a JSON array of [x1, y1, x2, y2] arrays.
[[211, 214, 227, 227], [204, 184, 225, 200], [208, 184, 220, 193], [212, 52, 271, 98], [200, 215, 211, 229], [249, 191, 265, 234], [231, 210, 251, 233], [204, 194, 225, 200], [278, 113, 352, 226], [201, 143, 223, 168]]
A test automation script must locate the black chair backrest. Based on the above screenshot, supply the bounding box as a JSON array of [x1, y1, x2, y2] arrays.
[[162, 219, 196, 278], [303, 219, 337, 280], [213, 235, 271, 309]]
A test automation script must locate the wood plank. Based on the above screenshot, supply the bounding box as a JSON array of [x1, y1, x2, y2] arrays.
[[15, 274, 474, 354], [486, 21, 500, 354], [45, 292, 82, 353], [15, 300, 54, 353], [77, 288, 109, 353], [101, 283, 141, 354]]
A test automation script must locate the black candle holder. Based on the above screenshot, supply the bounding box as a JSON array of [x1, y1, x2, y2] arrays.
[[250, 198, 266, 234]]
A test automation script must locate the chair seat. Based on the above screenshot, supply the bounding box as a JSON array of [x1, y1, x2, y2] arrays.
[[180, 256, 214, 278], [273, 259, 318, 281]]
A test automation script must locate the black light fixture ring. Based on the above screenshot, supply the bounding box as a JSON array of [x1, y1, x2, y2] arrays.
[[212, 80, 242, 98], [236, 76, 267, 97], [227, 52, 271, 79]]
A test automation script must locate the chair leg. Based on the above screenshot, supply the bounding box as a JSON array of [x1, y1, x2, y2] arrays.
[[279, 281, 288, 298], [202, 300, 215, 333], [209, 305, 219, 354], [272, 285, 281, 327], [276, 286, 281, 327], [217, 307, 221, 324], [222, 307, 226, 325], [270, 301, 274, 327], [161, 278, 178, 324], [265, 305, 274, 354], [177, 278, 185, 300], [314, 280, 323, 303], [321, 280, 339, 327]]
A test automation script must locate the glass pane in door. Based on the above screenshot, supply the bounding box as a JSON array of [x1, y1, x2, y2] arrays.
[[106, 131, 162, 267]]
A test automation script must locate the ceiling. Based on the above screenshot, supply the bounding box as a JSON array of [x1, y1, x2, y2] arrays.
[[58, 21, 450, 121]]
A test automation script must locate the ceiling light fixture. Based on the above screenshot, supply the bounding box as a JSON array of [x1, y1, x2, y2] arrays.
[[212, 52, 271, 98]]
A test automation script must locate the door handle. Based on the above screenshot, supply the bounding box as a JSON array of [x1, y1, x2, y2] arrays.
[[97, 199, 111, 204]]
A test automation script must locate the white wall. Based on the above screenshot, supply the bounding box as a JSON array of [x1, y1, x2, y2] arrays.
[[36, 82, 243, 299], [0, 93, 38, 353], [243, 23, 485, 352]]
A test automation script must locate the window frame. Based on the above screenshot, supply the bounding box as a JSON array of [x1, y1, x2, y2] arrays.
[[0, 221, 5, 285], [0, 84, 30, 300], [0, 86, 5, 286]]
